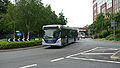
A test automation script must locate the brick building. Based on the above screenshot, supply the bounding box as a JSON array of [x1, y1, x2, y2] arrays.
[[113, 0, 120, 13], [93, 0, 113, 21]]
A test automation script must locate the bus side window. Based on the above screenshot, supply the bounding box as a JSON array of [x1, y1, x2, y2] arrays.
[[61, 29, 66, 38]]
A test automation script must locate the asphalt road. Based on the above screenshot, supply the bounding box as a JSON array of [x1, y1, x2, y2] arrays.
[[0, 38, 120, 68]]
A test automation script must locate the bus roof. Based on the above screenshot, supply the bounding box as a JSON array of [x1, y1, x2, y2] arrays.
[[43, 25, 77, 30]]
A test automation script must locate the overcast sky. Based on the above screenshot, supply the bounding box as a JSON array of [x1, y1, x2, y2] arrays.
[[42, 0, 93, 27], [10, 0, 93, 27]]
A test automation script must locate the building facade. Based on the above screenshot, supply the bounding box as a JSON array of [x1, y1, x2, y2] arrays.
[[113, 0, 120, 13], [93, 0, 113, 21], [93, 0, 98, 21]]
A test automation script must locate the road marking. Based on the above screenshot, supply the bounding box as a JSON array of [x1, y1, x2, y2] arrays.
[[111, 50, 120, 60], [66, 53, 84, 58], [83, 53, 115, 55], [51, 57, 65, 62], [82, 47, 99, 53], [94, 47, 119, 51], [66, 47, 99, 58], [19, 64, 37, 68], [68, 57, 120, 64], [111, 50, 120, 57], [50, 47, 120, 63], [97, 48, 118, 51]]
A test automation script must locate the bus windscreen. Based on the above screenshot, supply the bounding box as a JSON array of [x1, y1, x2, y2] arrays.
[[43, 28, 60, 38]]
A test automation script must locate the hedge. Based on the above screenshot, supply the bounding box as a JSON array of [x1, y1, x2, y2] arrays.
[[0, 39, 41, 49], [91, 30, 110, 39], [105, 34, 120, 41]]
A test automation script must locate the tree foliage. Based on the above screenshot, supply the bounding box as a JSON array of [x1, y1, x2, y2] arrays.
[[0, 0, 12, 38], [88, 12, 120, 39], [0, 0, 67, 38], [0, 0, 9, 14]]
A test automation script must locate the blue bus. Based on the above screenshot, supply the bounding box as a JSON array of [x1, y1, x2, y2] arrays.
[[42, 25, 78, 46]]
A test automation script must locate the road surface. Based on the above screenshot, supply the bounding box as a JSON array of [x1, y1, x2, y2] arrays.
[[0, 38, 120, 68]]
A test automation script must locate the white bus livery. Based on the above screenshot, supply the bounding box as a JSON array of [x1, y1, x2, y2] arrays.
[[42, 25, 78, 46]]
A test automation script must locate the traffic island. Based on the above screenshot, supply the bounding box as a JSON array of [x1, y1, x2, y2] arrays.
[[111, 50, 120, 61], [0, 39, 41, 49]]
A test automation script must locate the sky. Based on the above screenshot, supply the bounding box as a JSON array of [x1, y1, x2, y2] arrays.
[[10, 0, 93, 27], [42, 0, 93, 27]]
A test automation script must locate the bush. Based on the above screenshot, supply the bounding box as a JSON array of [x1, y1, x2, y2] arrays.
[[115, 34, 120, 41], [91, 34, 99, 39], [0, 39, 41, 49], [108, 36, 115, 40], [91, 35, 96, 39], [105, 34, 120, 41], [91, 30, 110, 39], [105, 34, 113, 40], [115, 30, 120, 34], [99, 30, 110, 38]]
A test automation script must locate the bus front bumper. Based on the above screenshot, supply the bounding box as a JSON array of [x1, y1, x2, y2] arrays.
[[42, 39, 62, 46]]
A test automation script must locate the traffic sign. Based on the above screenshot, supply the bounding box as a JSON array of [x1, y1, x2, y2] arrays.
[[111, 20, 117, 27], [17, 32, 22, 37]]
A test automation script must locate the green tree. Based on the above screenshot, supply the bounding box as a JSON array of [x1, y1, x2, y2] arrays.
[[7, 0, 68, 39], [88, 13, 111, 38], [58, 12, 67, 25], [0, 0, 12, 38], [0, 0, 9, 14], [114, 12, 120, 29], [14, 0, 44, 39]]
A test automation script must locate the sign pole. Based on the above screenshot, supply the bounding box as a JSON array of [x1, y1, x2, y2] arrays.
[[111, 20, 117, 36], [114, 26, 115, 36]]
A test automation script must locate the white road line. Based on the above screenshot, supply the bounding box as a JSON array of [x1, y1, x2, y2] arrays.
[[83, 53, 115, 55], [19, 64, 37, 68], [111, 50, 120, 57], [65, 53, 83, 58], [82, 47, 99, 53], [96, 47, 119, 50], [66, 47, 99, 58], [68, 57, 120, 64], [97, 48, 118, 51], [50, 47, 120, 63], [110, 50, 120, 60], [51, 57, 65, 62]]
